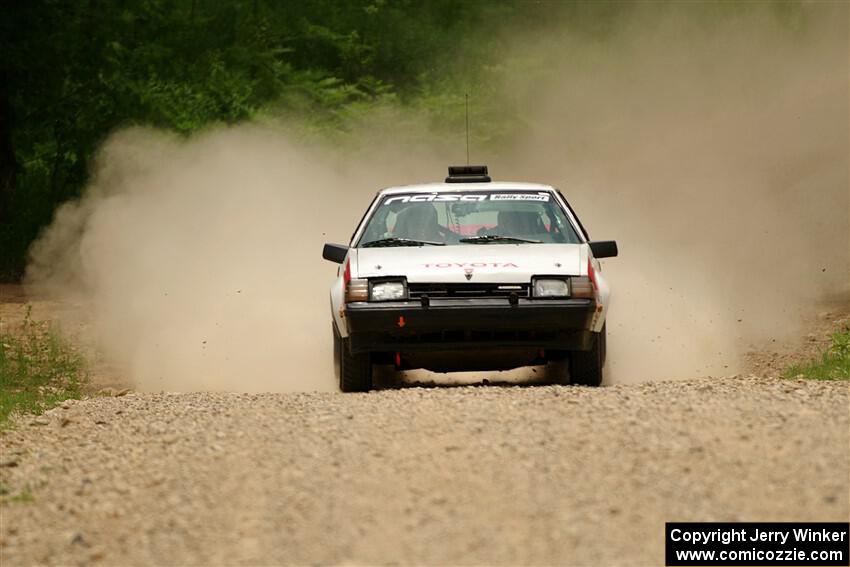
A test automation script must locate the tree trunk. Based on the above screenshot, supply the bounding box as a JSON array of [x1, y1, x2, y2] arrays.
[[0, 67, 16, 223]]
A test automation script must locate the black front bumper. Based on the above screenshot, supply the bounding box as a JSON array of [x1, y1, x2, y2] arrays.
[[344, 298, 595, 354]]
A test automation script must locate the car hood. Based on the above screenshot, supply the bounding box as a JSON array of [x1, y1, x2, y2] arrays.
[[354, 243, 586, 283]]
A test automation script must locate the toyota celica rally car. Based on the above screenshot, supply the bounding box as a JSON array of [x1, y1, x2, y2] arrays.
[[322, 166, 617, 392]]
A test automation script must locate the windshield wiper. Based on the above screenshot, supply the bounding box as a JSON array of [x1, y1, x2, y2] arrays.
[[459, 235, 541, 244], [361, 237, 445, 248]]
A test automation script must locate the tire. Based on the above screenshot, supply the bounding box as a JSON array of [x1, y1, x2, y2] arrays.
[[570, 326, 605, 387], [333, 324, 373, 392]]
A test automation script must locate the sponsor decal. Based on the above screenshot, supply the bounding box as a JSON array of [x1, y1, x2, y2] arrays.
[[423, 262, 519, 268], [384, 193, 549, 205], [489, 193, 549, 201], [385, 194, 486, 204]]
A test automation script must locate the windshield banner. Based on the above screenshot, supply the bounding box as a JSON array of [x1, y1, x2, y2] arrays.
[[384, 193, 550, 205]]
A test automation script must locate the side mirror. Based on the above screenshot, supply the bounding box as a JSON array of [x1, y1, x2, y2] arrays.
[[322, 243, 349, 264], [589, 240, 618, 259]]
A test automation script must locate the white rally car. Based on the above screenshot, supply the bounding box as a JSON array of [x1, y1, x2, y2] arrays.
[[323, 166, 617, 391]]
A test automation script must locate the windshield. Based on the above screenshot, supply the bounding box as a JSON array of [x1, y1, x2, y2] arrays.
[[356, 191, 581, 247]]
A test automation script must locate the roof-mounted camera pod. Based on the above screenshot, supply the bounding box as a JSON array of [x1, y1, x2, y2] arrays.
[[445, 165, 491, 183]]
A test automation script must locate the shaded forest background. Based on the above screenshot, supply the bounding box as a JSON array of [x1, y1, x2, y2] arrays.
[[0, 0, 812, 280]]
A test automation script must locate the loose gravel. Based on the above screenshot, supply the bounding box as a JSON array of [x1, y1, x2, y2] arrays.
[[1, 376, 848, 566]]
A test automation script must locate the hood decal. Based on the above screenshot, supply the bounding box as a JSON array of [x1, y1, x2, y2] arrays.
[[424, 262, 519, 268]]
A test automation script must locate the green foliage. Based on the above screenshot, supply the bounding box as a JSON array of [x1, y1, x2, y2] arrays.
[[784, 329, 850, 381], [0, 307, 87, 426], [10, 486, 35, 503]]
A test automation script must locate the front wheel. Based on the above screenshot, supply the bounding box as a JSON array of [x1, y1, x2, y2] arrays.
[[570, 326, 605, 387], [333, 324, 373, 392]]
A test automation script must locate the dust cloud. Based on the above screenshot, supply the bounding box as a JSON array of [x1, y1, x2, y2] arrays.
[[497, 3, 849, 382], [27, 127, 450, 391], [26, 4, 848, 390]]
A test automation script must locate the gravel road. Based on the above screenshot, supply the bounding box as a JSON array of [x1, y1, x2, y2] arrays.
[[1, 376, 847, 566]]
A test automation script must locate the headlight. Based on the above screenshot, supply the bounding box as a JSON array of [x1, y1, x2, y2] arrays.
[[533, 278, 570, 298], [370, 280, 407, 301]]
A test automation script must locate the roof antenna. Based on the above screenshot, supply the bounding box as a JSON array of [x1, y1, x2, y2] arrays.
[[465, 93, 470, 165]]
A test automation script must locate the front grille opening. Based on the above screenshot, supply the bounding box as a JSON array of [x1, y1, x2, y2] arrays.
[[408, 283, 529, 299]]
